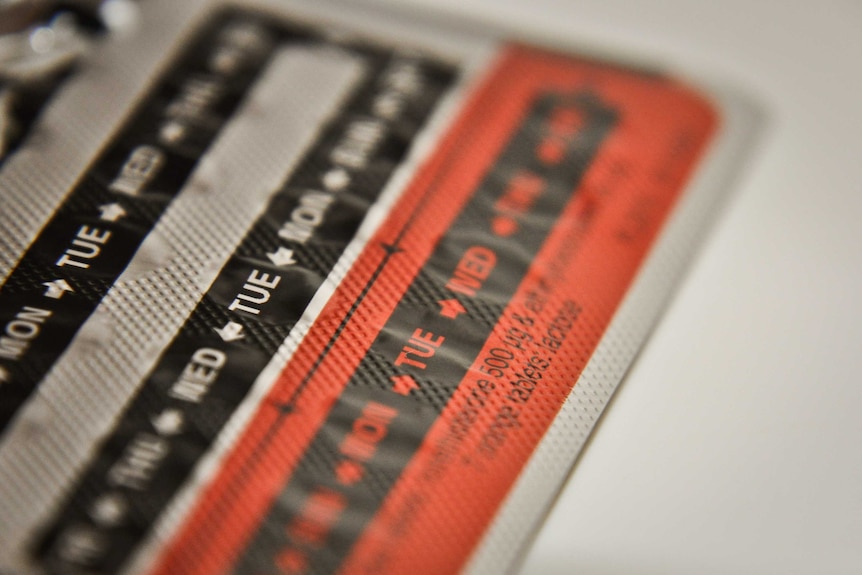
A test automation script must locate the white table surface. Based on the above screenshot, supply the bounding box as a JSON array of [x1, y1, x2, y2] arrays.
[[376, 0, 862, 573]]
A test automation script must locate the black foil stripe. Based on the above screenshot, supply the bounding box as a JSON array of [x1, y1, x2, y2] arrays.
[[234, 93, 618, 575], [33, 9, 456, 575], [0, 9, 287, 434]]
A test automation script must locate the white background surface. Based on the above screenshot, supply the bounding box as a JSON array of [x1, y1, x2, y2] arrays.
[[380, 1, 862, 573]]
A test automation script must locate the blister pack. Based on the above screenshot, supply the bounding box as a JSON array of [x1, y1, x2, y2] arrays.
[[0, 1, 756, 573]]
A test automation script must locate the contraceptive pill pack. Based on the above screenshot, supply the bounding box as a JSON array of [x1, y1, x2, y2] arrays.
[[0, 1, 756, 573]]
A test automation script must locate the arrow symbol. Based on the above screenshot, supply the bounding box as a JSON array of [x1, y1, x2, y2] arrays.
[[276, 548, 308, 574], [391, 374, 419, 396], [151, 408, 184, 437], [43, 279, 73, 299], [334, 460, 364, 486], [215, 321, 244, 342], [267, 246, 297, 267], [492, 215, 518, 238], [89, 493, 127, 527], [322, 167, 350, 192], [439, 298, 467, 319], [98, 203, 127, 222], [381, 242, 402, 256]]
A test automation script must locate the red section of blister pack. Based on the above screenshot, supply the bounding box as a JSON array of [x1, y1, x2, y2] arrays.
[[148, 44, 716, 575]]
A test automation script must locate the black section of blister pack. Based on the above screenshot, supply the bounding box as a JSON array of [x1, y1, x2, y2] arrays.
[[0, 10, 282, 433], [32, 7, 456, 575]]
